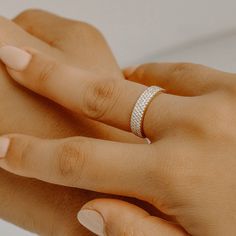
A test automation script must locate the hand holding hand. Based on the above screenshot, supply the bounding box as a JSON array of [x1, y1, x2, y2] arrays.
[[0, 9, 142, 235], [1, 46, 236, 235]]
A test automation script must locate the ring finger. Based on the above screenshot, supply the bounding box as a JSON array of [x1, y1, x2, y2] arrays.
[[0, 47, 189, 140]]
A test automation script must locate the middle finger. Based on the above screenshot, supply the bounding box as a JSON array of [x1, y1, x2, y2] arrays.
[[0, 134, 166, 201]]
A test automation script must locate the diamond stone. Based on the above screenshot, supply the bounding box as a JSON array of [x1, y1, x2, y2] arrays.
[[130, 86, 164, 138]]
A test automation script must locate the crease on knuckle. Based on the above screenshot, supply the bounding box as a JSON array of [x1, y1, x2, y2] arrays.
[[56, 140, 89, 185], [169, 63, 199, 83], [36, 61, 58, 89], [83, 79, 120, 120], [7, 138, 32, 171]]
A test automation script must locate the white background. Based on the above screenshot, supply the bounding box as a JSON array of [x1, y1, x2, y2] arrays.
[[1, 0, 236, 235]]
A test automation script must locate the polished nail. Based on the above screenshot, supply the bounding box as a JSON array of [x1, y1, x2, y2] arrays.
[[0, 137, 10, 158], [77, 209, 105, 236], [0, 46, 32, 71]]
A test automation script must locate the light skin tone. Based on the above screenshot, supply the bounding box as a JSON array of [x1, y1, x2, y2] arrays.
[[1, 44, 236, 236], [0, 10, 154, 236]]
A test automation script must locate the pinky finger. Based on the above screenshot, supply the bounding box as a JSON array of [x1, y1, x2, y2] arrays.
[[77, 198, 189, 236]]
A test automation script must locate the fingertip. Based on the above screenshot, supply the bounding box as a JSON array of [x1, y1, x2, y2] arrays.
[[77, 209, 105, 236], [0, 45, 32, 71], [0, 136, 10, 159], [0, 134, 34, 156], [77, 199, 114, 236], [1, 45, 58, 93], [78, 199, 151, 236]]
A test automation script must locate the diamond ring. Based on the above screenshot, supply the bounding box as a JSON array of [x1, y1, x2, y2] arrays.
[[130, 86, 165, 139]]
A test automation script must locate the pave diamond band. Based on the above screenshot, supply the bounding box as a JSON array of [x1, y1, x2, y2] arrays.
[[130, 86, 165, 138]]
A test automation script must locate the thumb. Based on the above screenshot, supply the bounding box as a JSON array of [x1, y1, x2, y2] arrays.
[[77, 199, 188, 236]]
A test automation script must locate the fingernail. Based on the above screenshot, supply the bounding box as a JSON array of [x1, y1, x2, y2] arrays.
[[123, 65, 139, 78], [0, 46, 32, 71], [0, 137, 10, 158], [77, 209, 105, 236]]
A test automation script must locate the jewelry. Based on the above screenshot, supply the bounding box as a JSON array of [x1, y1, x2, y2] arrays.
[[130, 86, 165, 139]]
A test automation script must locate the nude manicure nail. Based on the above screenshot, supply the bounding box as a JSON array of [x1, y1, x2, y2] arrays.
[[0, 137, 10, 158], [77, 209, 106, 236], [0, 46, 32, 71]]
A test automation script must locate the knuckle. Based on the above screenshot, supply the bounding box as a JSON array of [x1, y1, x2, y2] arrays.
[[35, 60, 58, 89], [7, 137, 32, 171], [55, 140, 90, 184], [171, 62, 198, 73], [67, 21, 102, 37], [83, 79, 120, 120], [170, 63, 202, 80], [58, 21, 104, 46], [16, 9, 44, 18], [14, 9, 43, 21]]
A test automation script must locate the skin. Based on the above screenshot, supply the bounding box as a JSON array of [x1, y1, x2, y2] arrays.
[[0, 9, 151, 236], [1, 49, 236, 236]]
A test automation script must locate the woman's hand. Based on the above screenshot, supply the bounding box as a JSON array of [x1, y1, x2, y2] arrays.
[[0, 10, 145, 236], [1, 47, 236, 235], [2, 9, 135, 142]]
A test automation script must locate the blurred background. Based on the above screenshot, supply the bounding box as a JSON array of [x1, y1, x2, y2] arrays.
[[1, 0, 236, 235]]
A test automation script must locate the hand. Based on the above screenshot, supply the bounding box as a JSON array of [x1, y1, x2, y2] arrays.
[[1, 50, 236, 236], [1, 9, 135, 142], [0, 10, 142, 236]]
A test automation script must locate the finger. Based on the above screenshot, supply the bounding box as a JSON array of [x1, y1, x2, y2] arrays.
[[0, 134, 164, 200], [0, 15, 64, 68], [0, 16, 53, 52], [13, 9, 78, 48], [13, 8, 119, 76], [0, 168, 92, 236], [77, 199, 188, 236], [0, 46, 189, 140], [124, 63, 232, 96]]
